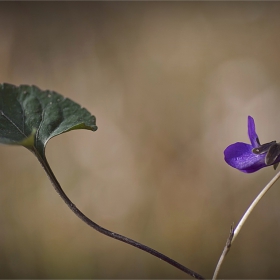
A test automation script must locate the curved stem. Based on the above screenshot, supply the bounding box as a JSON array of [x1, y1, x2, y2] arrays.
[[232, 169, 280, 243], [31, 148, 204, 280], [212, 169, 280, 279]]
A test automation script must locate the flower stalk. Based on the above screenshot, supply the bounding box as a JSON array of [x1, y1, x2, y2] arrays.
[[214, 116, 280, 279], [213, 170, 280, 279], [232, 169, 280, 243]]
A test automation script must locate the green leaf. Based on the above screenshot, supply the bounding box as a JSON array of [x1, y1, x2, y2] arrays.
[[0, 83, 97, 155]]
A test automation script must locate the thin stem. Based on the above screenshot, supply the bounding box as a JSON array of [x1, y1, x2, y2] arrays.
[[212, 169, 280, 279], [233, 169, 280, 243], [31, 148, 204, 280], [212, 225, 234, 280]]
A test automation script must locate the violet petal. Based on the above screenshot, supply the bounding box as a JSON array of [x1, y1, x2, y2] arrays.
[[248, 116, 260, 148], [224, 142, 267, 173]]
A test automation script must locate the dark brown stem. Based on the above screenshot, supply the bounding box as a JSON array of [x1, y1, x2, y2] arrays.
[[31, 147, 204, 279]]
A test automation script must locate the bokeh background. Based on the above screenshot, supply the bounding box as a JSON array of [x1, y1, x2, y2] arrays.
[[1, 2, 280, 279]]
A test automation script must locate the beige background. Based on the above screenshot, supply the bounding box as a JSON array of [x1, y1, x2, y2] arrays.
[[1, 2, 280, 278]]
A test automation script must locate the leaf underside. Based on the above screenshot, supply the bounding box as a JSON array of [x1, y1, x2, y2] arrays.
[[0, 83, 97, 155]]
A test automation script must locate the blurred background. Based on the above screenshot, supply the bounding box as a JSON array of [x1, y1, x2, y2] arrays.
[[1, 2, 280, 278]]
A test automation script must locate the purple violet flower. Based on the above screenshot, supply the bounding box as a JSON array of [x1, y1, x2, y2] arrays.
[[224, 116, 280, 173]]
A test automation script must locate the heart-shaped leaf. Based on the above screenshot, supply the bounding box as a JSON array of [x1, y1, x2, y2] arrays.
[[0, 83, 97, 155]]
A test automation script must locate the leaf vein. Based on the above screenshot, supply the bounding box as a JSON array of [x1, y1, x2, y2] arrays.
[[0, 110, 27, 138], [35, 102, 45, 148], [17, 97, 26, 136]]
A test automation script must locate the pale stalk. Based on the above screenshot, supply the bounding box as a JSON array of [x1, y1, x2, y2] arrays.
[[213, 169, 280, 280], [233, 169, 280, 242]]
